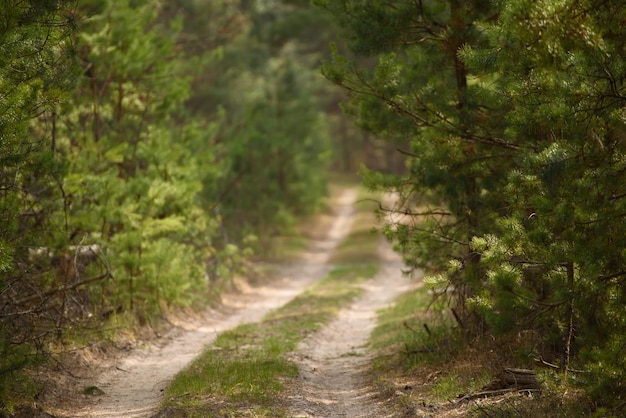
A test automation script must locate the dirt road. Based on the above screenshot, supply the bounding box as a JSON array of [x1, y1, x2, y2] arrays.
[[47, 189, 356, 417], [286, 243, 415, 418], [46, 188, 417, 418]]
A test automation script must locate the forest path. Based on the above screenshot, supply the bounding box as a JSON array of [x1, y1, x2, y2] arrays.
[[284, 237, 416, 418], [47, 188, 358, 418]]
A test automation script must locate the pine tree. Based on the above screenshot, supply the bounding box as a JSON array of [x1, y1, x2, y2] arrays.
[[0, 0, 78, 398], [56, 0, 229, 315], [195, 0, 334, 243], [461, 0, 626, 402], [316, 0, 509, 319]]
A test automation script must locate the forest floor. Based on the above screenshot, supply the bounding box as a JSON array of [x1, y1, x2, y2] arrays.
[[38, 187, 421, 418]]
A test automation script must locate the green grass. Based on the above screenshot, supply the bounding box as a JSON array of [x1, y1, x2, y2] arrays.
[[263, 232, 310, 261], [328, 189, 384, 265], [367, 284, 494, 409], [331, 228, 379, 264], [370, 285, 458, 362], [262, 182, 365, 262]]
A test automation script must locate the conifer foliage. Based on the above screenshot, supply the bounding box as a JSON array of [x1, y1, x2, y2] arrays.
[[60, 0, 221, 316], [318, 0, 626, 404], [0, 0, 77, 399]]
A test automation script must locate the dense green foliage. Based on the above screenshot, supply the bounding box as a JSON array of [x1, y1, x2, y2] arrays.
[[58, 0, 222, 315], [0, 0, 337, 405], [188, 1, 336, 240], [0, 0, 77, 402], [318, 0, 626, 406]]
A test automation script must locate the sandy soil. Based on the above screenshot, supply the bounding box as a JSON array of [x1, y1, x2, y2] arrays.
[[285, 240, 418, 418], [44, 189, 359, 418]]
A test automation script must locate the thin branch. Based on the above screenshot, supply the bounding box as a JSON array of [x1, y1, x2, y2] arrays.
[[404, 224, 468, 247], [379, 204, 452, 218], [14, 272, 111, 306], [509, 288, 568, 308]]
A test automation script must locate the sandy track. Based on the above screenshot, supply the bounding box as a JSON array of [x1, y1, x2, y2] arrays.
[[47, 189, 359, 418], [286, 241, 418, 418]]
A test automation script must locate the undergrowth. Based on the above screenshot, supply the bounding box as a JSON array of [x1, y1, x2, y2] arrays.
[[368, 285, 610, 416]]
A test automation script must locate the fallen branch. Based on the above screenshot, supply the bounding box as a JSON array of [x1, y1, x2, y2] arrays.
[[456, 387, 541, 402], [482, 368, 540, 391]]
